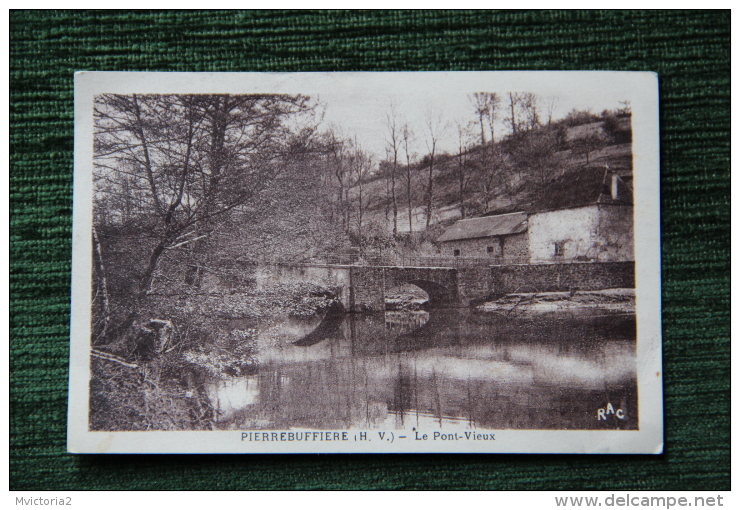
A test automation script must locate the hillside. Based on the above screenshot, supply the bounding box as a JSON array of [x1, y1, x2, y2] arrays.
[[357, 115, 633, 235]]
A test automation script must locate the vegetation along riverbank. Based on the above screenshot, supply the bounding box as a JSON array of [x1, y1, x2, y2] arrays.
[[477, 288, 635, 317]]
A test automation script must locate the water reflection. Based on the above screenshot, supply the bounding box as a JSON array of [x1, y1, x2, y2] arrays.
[[203, 308, 637, 431], [205, 376, 260, 422]]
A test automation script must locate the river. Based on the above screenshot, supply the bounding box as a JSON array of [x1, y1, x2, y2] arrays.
[[200, 306, 637, 432]]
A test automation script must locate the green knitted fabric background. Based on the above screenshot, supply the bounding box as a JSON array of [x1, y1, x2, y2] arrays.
[[10, 10, 729, 490]]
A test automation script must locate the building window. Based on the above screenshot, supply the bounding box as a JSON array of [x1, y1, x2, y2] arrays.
[[554, 241, 566, 257], [487, 240, 502, 257], [453, 249, 461, 257]]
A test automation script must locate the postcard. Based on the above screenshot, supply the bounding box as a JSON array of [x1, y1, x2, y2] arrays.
[[68, 71, 662, 453]]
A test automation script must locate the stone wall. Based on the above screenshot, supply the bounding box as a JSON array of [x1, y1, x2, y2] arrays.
[[596, 205, 634, 261], [439, 236, 498, 258], [501, 232, 529, 263], [438, 232, 529, 262], [490, 261, 635, 295], [258, 264, 354, 310], [350, 267, 386, 312], [455, 267, 495, 304], [258, 261, 633, 312]]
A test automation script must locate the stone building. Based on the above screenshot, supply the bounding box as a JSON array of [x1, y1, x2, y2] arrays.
[[528, 168, 633, 263], [436, 212, 529, 263], [436, 168, 634, 264]]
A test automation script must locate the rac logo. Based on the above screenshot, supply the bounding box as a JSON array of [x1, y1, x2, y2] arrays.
[[597, 402, 625, 421]]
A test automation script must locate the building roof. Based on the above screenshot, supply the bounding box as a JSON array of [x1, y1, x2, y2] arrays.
[[533, 167, 632, 212], [436, 212, 528, 243], [436, 169, 632, 243]]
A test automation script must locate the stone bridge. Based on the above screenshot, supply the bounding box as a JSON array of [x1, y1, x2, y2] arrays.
[[255, 264, 490, 312], [255, 261, 633, 312]]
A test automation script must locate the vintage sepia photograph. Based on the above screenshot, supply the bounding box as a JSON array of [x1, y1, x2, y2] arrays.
[[68, 72, 662, 453]]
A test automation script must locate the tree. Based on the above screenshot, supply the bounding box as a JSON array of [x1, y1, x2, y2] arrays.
[[505, 92, 522, 135], [93, 93, 314, 295], [504, 92, 543, 135], [571, 131, 611, 165], [519, 92, 541, 131], [617, 100, 632, 116], [544, 95, 559, 126], [401, 124, 415, 234], [507, 129, 561, 189], [601, 108, 632, 144], [453, 121, 475, 218], [485, 93, 501, 143], [384, 106, 401, 235], [324, 127, 353, 233], [563, 108, 600, 127], [347, 139, 373, 241], [476, 143, 510, 213], [422, 112, 446, 230], [221, 139, 348, 262], [470, 92, 501, 144]]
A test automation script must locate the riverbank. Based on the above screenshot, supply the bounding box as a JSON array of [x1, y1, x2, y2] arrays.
[[89, 281, 339, 431], [477, 288, 635, 317]]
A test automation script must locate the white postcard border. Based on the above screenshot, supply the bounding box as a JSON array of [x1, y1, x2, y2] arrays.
[[68, 71, 663, 454]]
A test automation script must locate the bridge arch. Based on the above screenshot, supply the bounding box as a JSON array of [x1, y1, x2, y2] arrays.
[[380, 267, 459, 310], [399, 279, 454, 308]]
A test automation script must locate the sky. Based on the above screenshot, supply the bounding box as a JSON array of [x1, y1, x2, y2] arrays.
[[84, 71, 644, 167], [308, 72, 636, 162]]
